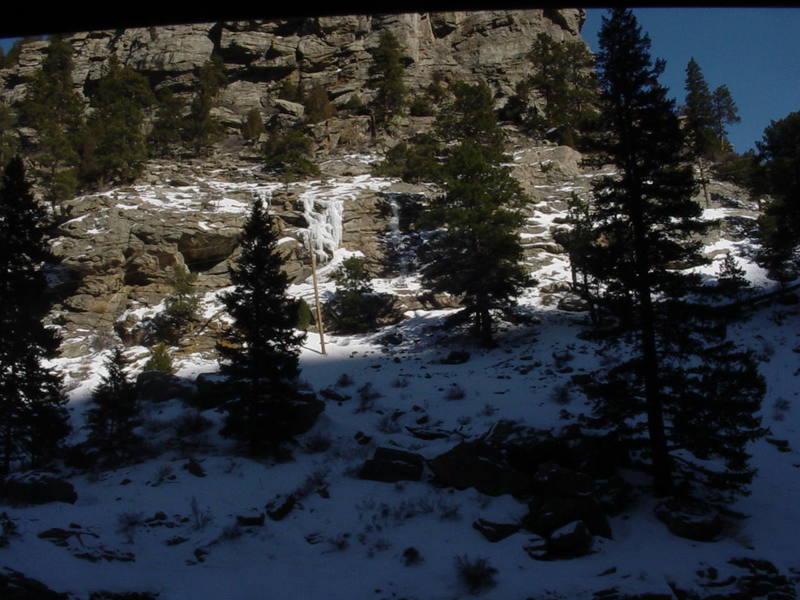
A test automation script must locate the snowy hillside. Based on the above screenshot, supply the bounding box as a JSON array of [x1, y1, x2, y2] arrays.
[[2, 155, 799, 600]]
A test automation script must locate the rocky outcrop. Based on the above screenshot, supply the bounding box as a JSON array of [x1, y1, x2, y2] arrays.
[[0, 10, 586, 120]]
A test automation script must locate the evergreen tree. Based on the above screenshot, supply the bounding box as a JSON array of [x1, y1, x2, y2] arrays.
[[143, 342, 174, 373], [323, 256, 398, 333], [86, 347, 140, 465], [184, 54, 227, 153], [0, 157, 70, 473], [711, 84, 740, 149], [684, 58, 718, 157], [217, 199, 306, 454], [82, 57, 155, 185], [368, 31, 407, 127], [150, 264, 199, 344], [262, 127, 320, 180], [755, 111, 800, 282], [421, 82, 532, 346], [18, 36, 84, 210], [148, 88, 186, 157], [519, 33, 599, 147], [0, 104, 19, 174], [583, 9, 764, 498]]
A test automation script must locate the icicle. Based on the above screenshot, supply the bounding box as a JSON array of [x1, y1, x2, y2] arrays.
[[300, 189, 344, 264]]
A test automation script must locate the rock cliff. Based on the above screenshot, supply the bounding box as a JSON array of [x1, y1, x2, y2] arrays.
[[1, 10, 585, 118]]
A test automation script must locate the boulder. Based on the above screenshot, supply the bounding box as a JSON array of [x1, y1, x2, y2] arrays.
[[0, 568, 68, 599], [472, 518, 521, 543], [523, 495, 612, 539], [428, 440, 532, 497], [548, 520, 593, 557], [359, 447, 425, 483], [532, 462, 595, 497], [654, 497, 725, 542], [0, 473, 77, 506]]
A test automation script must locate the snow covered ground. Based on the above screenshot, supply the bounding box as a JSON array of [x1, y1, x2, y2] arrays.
[[3, 169, 799, 599]]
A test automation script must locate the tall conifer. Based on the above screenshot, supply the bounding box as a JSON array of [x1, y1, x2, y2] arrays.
[[0, 157, 69, 473], [421, 82, 532, 346], [217, 198, 306, 454], [584, 9, 764, 498]]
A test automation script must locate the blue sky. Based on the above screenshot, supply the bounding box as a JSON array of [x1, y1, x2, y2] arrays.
[[3, 9, 799, 153], [582, 7, 800, 154]]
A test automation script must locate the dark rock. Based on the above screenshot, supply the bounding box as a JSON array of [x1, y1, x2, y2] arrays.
[[428, 440, 532, 497], [1, 472, 77, 506], [193, 373, 238, 409], [548, 520, 593, 557], [236, 513, 265, 527], [472, 518, 521, 542], [136, 370, 195, 403], [0, 567, 68, 599], [379, 332, 404, 346], [524, 495, 612, 539], [440, 350, 470, 364], [359, 447, 424, 483], [320, 387, 351, 402], [655, 497, 725, 542], [267, 495, 296, 521], [182, 458, 206, 477], [522, 534, 549, 560], [532, 462, 595, 497]]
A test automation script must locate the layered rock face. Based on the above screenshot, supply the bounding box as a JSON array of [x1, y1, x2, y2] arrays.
[[0, 10, 585, 118]]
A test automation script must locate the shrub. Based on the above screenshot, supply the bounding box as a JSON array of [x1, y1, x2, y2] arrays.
[[409, 95, 434, 117], [446, 383, 465, 400], [296, 297, 315, 331], [336, 372, 354, 387], [241, 108, 264, 140], [151, 264, 199, 344], [455, 555, 498, 595], [144, 343, 174, 373], [355, 382, 381, 413], [190, 496, 213, 530], [303, 432, 332, 453], [551, 384, 572, 405], [263, 128, 319, 178], [117, 511, 144, 543], [323, 257, 399, 334], [402, 546, 423, 566], [0, 512, 19, 547], [304, 85, 336, 123]]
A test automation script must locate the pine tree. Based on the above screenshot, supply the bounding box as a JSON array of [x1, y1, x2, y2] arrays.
[[754, 111, 800, 282], [82, 57, 155, 185], [710, 84, 740, 150], [323, 256, 398, 333], [184, 54, 227, 153], [262, 127, 320, 180], [148, 88, 186, 157], [18, 36, 84, 210], [0, 104, 19, 174], [368, 31, 407, 127], [421, 82, 532, 346], [86, 347, 140, 465], [583, 9, 764, 498], [0, 157, 70, 474], [522, 33, 599, 147], [217, 199, 306, 454]]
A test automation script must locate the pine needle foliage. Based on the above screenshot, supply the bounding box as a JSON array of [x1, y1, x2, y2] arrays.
[[580, 9, 765, 499], [421, 82, 532, 346], [86, 347, 140, 465], [0, 157, 69, 474], [217, 199, 306, 454]]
